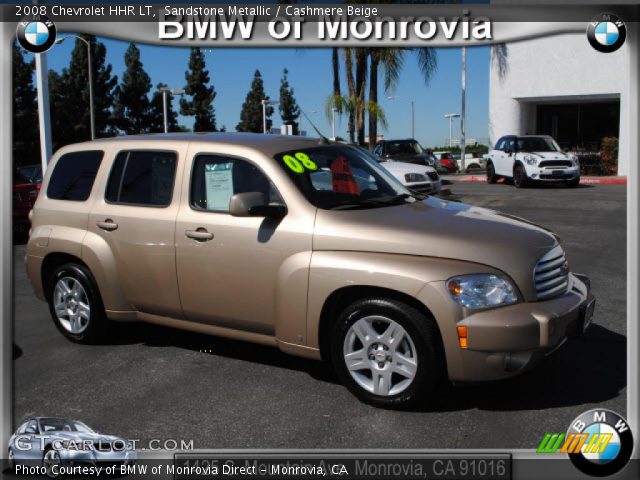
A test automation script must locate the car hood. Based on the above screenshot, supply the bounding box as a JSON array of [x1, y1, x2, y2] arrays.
[[46, 431, 125, 444], [527, 151, 571, 160], [381, 161, 436, 177], [388, 153, 428, 162], [313, 197, 558, 300]]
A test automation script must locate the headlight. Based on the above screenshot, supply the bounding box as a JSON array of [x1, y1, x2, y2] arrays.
[[570, 155, 579, 167], [523, 154, 538, 166], [447, 274, 518, 309], [405, 173, 427, 183]]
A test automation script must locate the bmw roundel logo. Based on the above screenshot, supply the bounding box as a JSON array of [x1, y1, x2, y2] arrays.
[[16, 16, 57, 53], [567, 409, 633, 476], [587, 13, 626, 53]]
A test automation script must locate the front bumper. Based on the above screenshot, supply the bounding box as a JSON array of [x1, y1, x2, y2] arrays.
[[59, 448, 137, 466], [424, 273, 593, 382], [525, 164, 580, 181]]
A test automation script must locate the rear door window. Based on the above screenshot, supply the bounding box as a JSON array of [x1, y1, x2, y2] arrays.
[[47, 150, 103, 201], [105, 151, 177, 207]]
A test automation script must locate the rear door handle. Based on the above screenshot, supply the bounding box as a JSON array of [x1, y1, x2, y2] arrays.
[[96, 220, 118, 231], [185, 229, 214, 241]]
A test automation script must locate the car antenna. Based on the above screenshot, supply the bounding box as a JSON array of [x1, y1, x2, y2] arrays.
[[299, 108, 331, 145]]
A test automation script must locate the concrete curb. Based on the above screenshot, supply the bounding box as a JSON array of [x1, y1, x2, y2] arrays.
[[444, 175, 627, 185]]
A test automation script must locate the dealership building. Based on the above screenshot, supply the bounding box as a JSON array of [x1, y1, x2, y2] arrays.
[[488, 33, 631, 175]]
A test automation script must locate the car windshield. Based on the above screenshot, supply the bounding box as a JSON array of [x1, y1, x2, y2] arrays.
[[39, 418, 95, 433], [386, 140, 423, 155], [517, 137, 561, 152], [274, 145, 413, 210]]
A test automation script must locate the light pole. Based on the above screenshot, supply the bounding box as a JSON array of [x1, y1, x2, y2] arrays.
[[331, 107, 337, 140], [55, 35, 95, 140], [460, 46, 467, 172], [261, 99, 279, 134], [388, 96, 415, 139], [444, 113, 460, 147], [160, 87, 185, 133]]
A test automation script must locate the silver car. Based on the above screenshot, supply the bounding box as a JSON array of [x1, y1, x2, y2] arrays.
[[8, 417, 136, 474]]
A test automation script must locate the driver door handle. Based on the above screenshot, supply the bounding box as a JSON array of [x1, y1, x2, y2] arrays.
[[96, 220, 118, 231], [185, 229, 214, 241]]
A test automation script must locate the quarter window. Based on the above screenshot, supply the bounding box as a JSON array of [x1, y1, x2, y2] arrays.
[[47, 150, 103, 201], [190, 155, 282, 213], [106, 151, 177, 207]]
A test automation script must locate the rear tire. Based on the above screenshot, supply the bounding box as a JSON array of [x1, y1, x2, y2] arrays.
[[330, 298, 444, 409], [513, 164, 529, 188], [486, 162, 497, 184], [46, 263, 109, 344], [565, 177, 580, 188]]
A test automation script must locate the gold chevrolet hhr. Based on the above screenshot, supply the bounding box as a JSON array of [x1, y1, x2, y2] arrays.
[[26, 133, 595, 408]]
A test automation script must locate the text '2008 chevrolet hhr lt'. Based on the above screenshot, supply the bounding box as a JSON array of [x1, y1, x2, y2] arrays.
[[26, 133, 595, 408]]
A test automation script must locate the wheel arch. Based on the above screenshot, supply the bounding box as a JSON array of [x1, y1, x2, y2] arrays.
[[41, 252, 89, 302], [317, 285, 446, 367]]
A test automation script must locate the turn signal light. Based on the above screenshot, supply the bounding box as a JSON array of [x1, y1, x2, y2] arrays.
[[457, 326, 468, 349]]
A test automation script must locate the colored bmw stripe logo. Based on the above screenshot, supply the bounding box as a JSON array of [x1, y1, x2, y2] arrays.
[[16, 16, 57, 53], [567, 409, 633, 476], [587, 13, 626, 53]]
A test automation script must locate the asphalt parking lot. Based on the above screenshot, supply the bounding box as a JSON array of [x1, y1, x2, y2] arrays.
[[12, 181, 626, 450]]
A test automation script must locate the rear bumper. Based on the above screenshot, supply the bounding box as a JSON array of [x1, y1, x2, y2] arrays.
[[424, 273, 593, 382]]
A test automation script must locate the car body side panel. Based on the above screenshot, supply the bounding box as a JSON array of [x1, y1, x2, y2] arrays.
[[305, 251, 502, 349]]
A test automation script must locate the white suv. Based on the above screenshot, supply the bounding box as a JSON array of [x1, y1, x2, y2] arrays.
[[485, 135, 580, 188]]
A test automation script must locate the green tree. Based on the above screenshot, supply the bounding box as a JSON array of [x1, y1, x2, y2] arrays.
[[278, 69, 300, 135], [237, 70, 272, 133], [112, 43, 152, 134], [12, 42, 39, 166], [149, 83, 179, 133], [63, 35, 118, 139], [180, 48, 217, 132]]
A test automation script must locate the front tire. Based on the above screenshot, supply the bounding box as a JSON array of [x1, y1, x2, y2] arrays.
[[330, 298, 444, 409], [486, 162, 497, 184], [43, 448, 61, 478], [513, 164, 529, 188], [46, 263, 109, 343]]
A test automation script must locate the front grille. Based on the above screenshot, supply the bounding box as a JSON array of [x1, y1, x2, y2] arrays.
[[539, 160, 572, 168], [534, 245, 569, 300], [427, 171, 439, 181], [410, 183, 433, 194]]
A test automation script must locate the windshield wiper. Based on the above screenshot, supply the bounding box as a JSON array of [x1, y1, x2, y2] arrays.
[[331, 193, 414, 210]]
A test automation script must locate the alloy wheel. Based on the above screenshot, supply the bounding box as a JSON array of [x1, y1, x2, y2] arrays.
[[43, 449, 60, 478], [343, 316, 418, 396], [53, 277, 91, 334]]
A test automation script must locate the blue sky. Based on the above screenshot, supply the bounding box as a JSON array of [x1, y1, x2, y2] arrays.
[[39, 38, 490, 147]]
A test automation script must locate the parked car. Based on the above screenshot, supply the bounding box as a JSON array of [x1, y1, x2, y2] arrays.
[[8, 417, 136, 474], [433, 151, 459, 174], [374, 139, 436, 168], [454, 153, 486, 173], [18, 164, 43, 184], [14, 168, 41, 236], [356, 146, 441, 196], [26, 133, 594, 408], [485, 135, 580, 188]]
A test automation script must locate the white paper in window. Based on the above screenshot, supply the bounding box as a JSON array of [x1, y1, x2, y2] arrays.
[[205, 162, 234, 210]]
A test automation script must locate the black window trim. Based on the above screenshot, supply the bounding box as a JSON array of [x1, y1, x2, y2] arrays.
[[189, 152, 286, 215], [46, 149, 104, 202], [104, 149, 179, 209]]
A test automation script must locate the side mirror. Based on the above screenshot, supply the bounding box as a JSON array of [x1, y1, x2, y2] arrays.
[[229, 192, 287, 218], [503, 148, 512, 155]]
